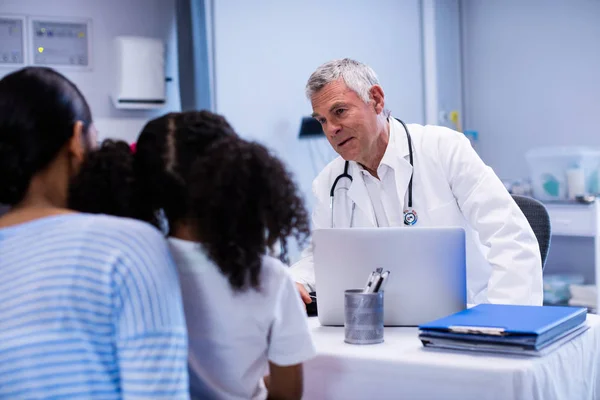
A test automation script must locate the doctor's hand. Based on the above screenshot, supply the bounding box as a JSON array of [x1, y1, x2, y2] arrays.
[[295, 283, 312, 304]]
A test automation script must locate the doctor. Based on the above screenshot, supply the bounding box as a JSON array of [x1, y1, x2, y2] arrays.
[[291, 58, 543, 306]]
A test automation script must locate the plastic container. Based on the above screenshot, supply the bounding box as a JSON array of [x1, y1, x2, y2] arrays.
[[543, 273, 585, 305], [566, 165, 585, 199], [525, 147, 600, 202]]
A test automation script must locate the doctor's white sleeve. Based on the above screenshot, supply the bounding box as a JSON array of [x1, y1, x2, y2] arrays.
[[440, 129, 543, 306], [289, 176, 330, 292]]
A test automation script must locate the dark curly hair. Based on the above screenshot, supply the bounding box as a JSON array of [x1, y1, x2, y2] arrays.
[[187, 136, 311, 290], [131, 111, 239, 228], [69, 110, 310, 291], [68, 140, 143, 220]]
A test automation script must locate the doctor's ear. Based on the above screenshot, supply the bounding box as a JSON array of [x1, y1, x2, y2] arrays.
[[369, 85, 385, 114]]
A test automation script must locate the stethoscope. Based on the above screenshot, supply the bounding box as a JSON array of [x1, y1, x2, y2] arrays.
[[330, 118, 417, 228]]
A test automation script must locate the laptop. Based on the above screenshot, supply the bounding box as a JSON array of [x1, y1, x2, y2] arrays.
[[313, 227, 467, 326]]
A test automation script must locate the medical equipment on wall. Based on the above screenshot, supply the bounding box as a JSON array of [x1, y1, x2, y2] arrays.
[[448, 110, 462, 133], [330, 118, 416, 227], [29, 17, 92, 69], [1, 15, 92, 69], [0, 15, 26, 67], [111, 36, 166, 110]]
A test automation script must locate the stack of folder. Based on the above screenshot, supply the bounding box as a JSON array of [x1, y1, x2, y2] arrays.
[[418, 304, 589, 356]]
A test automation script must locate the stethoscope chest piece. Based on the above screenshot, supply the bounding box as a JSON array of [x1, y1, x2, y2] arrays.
[[403, 208, 418, 226], [330, 118, 417, 228]]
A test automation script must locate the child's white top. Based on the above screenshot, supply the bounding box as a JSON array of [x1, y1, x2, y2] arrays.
[[168, 238, 316, 400]]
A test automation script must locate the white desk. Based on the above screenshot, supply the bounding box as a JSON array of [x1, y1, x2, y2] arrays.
[[303, 314, 600, 400]]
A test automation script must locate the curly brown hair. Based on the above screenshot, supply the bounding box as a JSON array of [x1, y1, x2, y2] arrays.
[[69, 140, 140, 219], [69, 110, 311, 291], [187, 136, 310, 290]]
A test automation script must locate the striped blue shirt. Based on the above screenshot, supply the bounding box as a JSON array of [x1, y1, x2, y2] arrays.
[[0, 214, 189, 399]]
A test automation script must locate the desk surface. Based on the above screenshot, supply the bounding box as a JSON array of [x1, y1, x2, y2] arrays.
[[304, 314, 600, 400]]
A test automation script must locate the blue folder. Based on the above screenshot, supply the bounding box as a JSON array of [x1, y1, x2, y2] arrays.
[[419, 304, 587, 349]]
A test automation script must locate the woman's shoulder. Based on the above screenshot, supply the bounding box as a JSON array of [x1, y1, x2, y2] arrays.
[[85, 213, 161, 234], [69, 214, 169, 260], [68, 213, 159, 238], [1, 213, 172, 276]]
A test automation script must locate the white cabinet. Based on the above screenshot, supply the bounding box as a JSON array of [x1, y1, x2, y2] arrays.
[[546, 202, 599, 237], [545, 201, 600, 309]]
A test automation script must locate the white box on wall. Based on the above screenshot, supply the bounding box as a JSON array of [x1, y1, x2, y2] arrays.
[[111, 36, 165, 110]]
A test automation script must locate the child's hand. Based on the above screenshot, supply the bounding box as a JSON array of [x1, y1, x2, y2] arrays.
[[295, 283, 312, 304]]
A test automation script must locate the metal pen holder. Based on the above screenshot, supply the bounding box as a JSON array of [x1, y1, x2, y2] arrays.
[[344, 289, 384, 345]]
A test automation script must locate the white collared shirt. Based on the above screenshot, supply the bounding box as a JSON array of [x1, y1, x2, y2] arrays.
[[359, 121, 405, 227]]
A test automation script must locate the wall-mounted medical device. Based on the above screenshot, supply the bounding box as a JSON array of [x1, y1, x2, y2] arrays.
[[0, 15, 27, 67], [29, 16, 92, 70], [111, 36, 166, 110]]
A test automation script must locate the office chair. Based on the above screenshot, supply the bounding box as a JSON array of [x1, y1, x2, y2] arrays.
[[511, 194, 551, 269]]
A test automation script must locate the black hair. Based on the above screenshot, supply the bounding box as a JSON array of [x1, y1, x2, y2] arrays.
[[0, 67, 93, 205], [68, 140, 139, 219], [69, 110, 310, 291], [133, 111, 238, 228], [186, 136, 311, 290]]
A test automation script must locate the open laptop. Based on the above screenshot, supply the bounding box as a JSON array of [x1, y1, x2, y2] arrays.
[[313, 227, 467, 326]]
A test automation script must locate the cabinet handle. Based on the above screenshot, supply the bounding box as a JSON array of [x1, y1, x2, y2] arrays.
[[553, 218, 572, 225]]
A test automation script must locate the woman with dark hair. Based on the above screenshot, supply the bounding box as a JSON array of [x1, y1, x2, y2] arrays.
[[70, 111, 316, 400], [0, 67, 189, 399]]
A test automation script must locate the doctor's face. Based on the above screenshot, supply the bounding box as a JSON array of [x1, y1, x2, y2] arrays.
[[311, 79, 383, 163]]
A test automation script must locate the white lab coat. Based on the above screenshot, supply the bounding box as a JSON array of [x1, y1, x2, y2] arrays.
[[290, 118, 543, 305]]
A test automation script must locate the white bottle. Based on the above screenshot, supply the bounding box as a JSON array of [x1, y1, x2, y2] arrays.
[[566, 164, 585, 200]]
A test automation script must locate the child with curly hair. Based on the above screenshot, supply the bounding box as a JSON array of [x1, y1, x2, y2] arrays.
[[70, 111, 316, 400]]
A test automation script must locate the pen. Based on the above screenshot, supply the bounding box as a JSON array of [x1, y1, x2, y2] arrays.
[[363, 271, 376, 293], [370, 275, 383, 293], [368, 272, 383, 293], [363, 268, 385, 293], [362, 272, 375, 294], [374, 271, 390, 293], [364, 271, 381, 294]]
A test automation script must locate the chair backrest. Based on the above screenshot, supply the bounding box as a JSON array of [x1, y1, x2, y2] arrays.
[[511, 194, 551, 269]]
